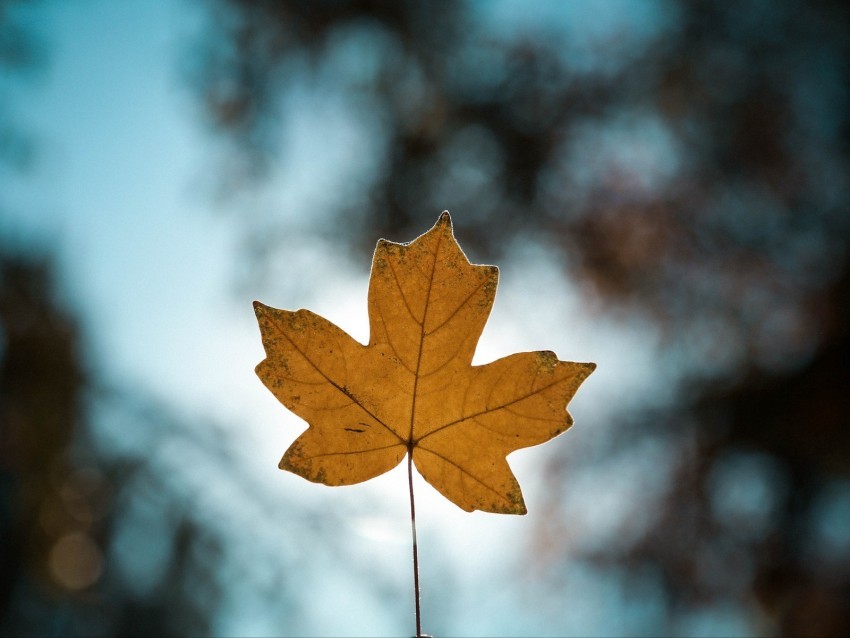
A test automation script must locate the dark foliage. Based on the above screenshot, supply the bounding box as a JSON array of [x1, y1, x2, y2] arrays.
[[0, 254, 226, 636]]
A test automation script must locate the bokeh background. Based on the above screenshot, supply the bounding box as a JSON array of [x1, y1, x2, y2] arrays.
[[2, 0, 849, 636]]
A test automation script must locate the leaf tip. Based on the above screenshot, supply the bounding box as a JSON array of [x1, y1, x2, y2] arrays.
[[278, 448, 302, 475], [253, 300, 267, 317], [438, 210, 452, 226]]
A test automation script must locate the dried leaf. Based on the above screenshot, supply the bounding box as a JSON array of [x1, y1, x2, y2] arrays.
[[254, 212, 595, 514]]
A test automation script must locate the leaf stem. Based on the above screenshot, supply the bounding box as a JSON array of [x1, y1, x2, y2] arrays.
[[407, 449, 422, 638]]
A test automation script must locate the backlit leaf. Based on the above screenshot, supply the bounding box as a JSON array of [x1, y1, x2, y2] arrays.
[[254, 212, 595, 514]]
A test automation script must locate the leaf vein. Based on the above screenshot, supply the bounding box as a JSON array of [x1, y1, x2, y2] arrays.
[[408, 228, 444, 442], [381, 318, 417, 376], [265, 313, 403, 444], [386, 252, 422, 327], [416, 446, 510, 504], [419, 372, 571, 443], [424, 274, 488, 337], [503, 405, 563, 423], [301, 442, 405, 460]]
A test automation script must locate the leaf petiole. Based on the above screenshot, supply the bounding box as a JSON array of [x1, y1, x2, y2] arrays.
[[407, 448, 422, 638]]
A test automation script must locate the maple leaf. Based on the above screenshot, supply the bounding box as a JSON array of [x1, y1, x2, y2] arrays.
[[254, 212, 595, 514]]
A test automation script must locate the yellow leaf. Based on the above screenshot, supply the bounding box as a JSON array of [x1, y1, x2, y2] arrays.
[[254, 212, 595, 514]]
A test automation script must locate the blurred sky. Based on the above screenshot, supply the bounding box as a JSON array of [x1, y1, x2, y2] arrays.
[[0, 1, 742, 636]]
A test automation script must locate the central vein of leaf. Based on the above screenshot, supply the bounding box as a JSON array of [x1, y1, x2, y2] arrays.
[[408, 232, 443, 448]]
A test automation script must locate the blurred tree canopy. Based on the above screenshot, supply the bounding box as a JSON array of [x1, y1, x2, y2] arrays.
[[0, 253, 224, 635], [188, 0, 850, 633]]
